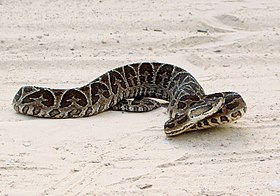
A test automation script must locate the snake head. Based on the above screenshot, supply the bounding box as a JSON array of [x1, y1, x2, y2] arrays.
[[164, 112, 192, 136], [164, 97, 225, 136]]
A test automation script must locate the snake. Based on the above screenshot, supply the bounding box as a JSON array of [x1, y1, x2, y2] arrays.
[[12, 62, 247, 136]]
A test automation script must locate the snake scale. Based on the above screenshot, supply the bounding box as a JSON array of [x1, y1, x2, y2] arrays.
[[13, 62, 247, 136]]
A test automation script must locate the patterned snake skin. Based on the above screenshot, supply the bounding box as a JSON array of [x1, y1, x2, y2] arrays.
[[13, 62, 247, 136]]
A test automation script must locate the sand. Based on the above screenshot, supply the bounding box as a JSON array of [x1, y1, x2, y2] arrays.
[[0, 0, 280, 195]]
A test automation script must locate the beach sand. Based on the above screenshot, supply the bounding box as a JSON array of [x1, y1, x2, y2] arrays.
[[0, 0, 280, 195]]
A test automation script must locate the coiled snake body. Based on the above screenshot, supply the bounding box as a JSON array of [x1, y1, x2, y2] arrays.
[[13, 62, 246, 136]]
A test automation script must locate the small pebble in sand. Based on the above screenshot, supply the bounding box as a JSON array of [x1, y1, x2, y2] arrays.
[[22, 141, 31, 147], [71, 169, 80, 172], [137, 184, 152, 189]]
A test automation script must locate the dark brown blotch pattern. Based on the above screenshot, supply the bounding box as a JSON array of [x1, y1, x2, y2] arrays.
[[227, 102, 239, 110], [40, 90, 55, 107], [177, 114, 189, 125], [210, 118, 219, 124], [197, 121, 203, 128], [203, 119, 210, 126], [177, 102, 186, 109], [91, 82, 110, 104], [155, 64, 174, 88], [139, 63, 154, 84], [220, 116, 229, 122], [231, 111, 242, 118], [60, 89, 88, 108], [205, 93, 223, 99], [22, 88, 55, 107], [109, 70, 126, 94], [124, 65, 138, 87], [225, 93, 240, 104], [171, 72, 190, 89], [22, 105, 29, 114]]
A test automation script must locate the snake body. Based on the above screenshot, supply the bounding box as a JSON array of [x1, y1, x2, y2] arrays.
[[13, 62, 246, 136]]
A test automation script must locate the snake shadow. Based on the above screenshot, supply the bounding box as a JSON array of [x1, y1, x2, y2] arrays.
[[166, 123, 249, 149]]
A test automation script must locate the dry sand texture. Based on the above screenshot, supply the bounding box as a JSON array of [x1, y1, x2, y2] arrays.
[[0, 0, 280, 195]]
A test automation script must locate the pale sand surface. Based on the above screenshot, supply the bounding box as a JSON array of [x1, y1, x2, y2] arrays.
[[0, 0, 280, 195]]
